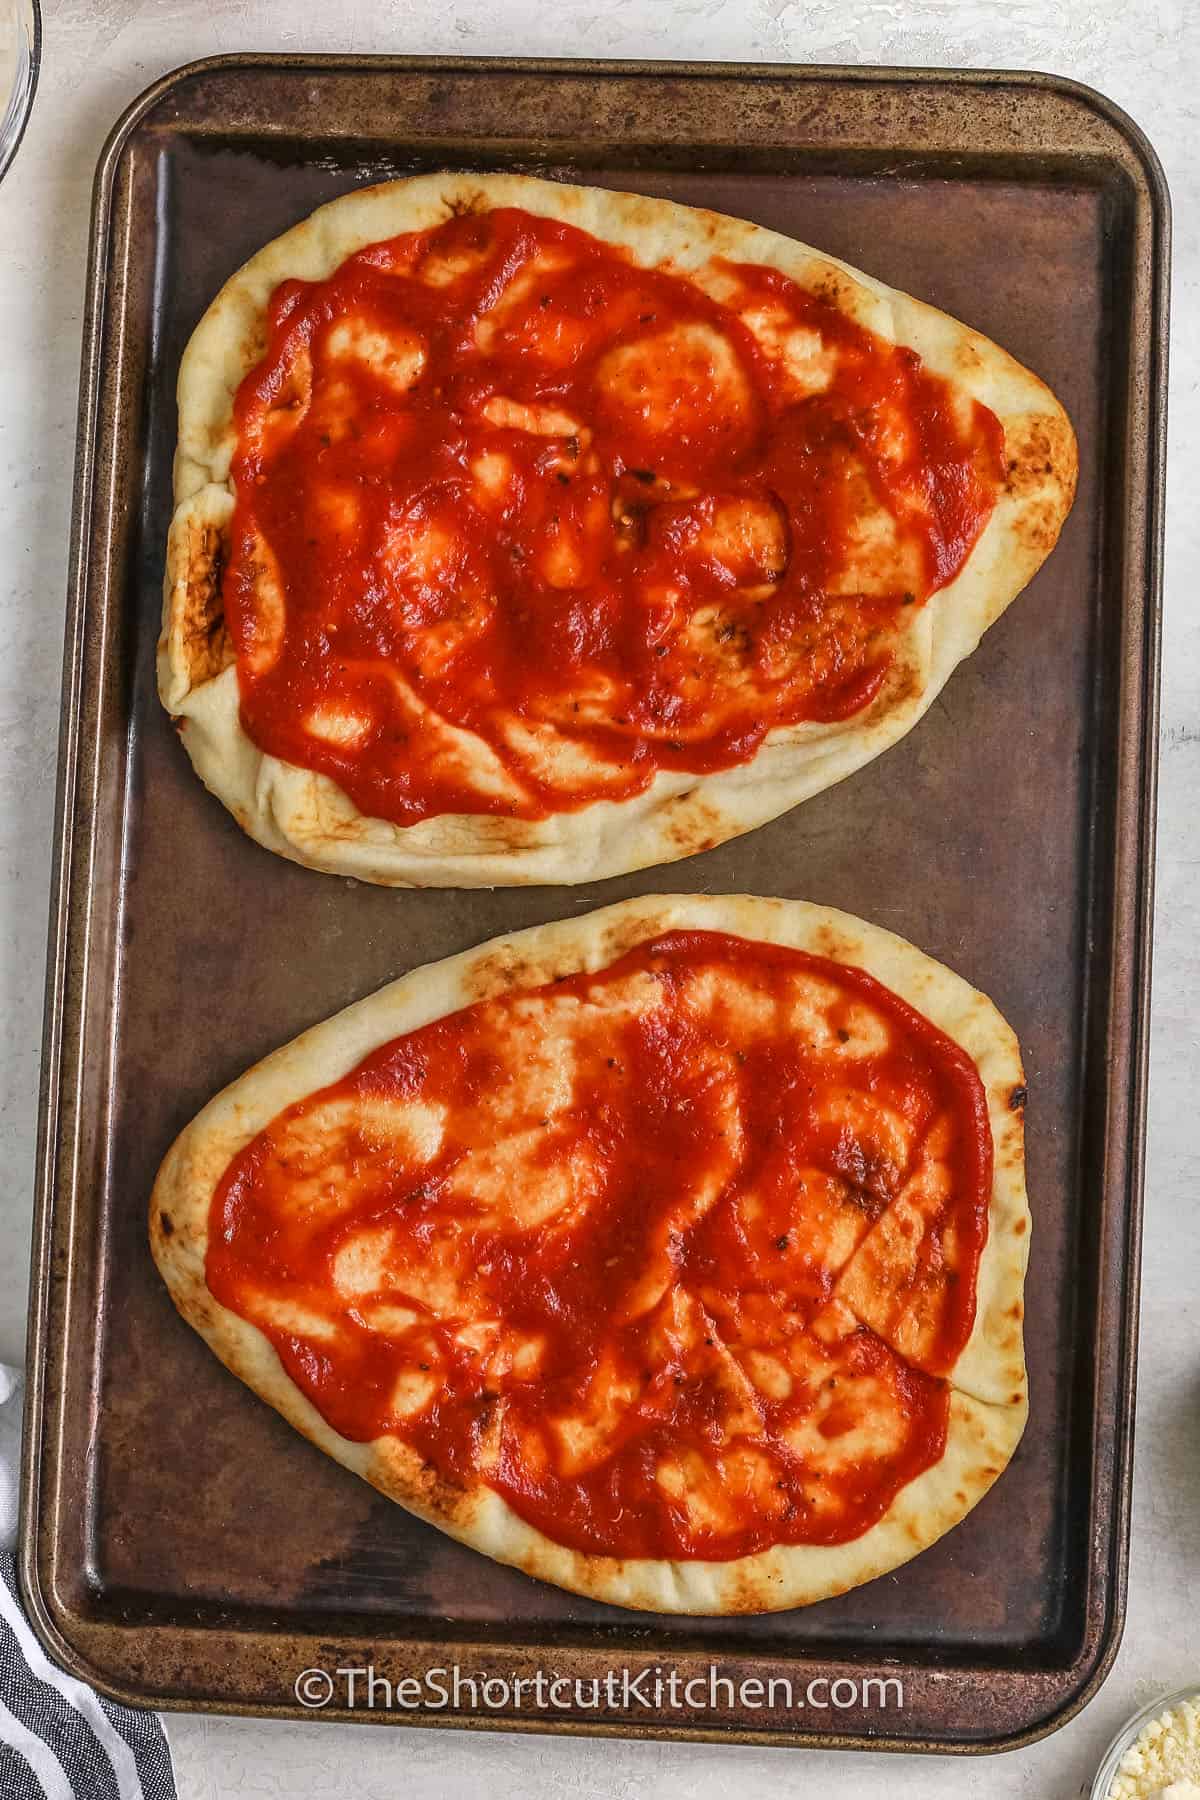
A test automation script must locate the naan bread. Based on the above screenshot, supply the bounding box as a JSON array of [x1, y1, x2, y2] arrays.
[[160, 172, 1075, 888], [151, 894, 1029, 1613]]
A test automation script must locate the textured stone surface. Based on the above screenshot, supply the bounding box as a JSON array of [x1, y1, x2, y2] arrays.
[[0, 0, 1195, 1793]]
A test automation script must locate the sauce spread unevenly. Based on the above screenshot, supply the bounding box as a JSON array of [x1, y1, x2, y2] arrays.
[[224, 207, 1005, 823], [207, 931, 993, 1560]]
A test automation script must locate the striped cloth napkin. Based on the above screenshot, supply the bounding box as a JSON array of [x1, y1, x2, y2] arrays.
[[0, 1365, 177, 1798]]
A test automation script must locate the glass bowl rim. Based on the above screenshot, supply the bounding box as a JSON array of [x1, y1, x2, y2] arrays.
[[0, 0, 42, 187], [1091, 1684, 1200, 1800]]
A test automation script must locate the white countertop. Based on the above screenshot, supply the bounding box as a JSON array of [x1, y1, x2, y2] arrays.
[[1, 1, 1196, 1794]]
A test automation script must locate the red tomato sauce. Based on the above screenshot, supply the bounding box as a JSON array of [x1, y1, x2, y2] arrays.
[[224, 207, 1004, 824], [207, 931, 993, 1560]]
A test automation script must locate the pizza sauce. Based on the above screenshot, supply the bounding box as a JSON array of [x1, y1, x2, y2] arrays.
[[207, 932, 993, 1561], [223, 206, 1005, 824]]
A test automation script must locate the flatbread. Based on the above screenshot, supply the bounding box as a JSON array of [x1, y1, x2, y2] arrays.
[[150, 894, 1029, 1613], [159, 172, 1076, 888]]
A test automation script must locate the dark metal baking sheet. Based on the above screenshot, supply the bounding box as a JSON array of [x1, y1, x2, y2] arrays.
[[20, 55, 1167, 1752]]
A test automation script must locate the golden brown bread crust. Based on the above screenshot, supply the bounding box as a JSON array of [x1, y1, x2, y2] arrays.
[[159, 172, 1077, 888], [150, 893, 1030, 1613]]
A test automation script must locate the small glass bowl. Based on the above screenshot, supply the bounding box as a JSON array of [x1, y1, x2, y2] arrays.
[[0, 0, 40, 185], [1091, 1685, 1200, 1800]]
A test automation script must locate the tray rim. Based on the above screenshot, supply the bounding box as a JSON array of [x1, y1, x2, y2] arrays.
[[19, 50, 1169, 1755]]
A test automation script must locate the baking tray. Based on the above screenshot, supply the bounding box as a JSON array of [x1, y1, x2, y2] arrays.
[[20, 56, 1167, 1752]]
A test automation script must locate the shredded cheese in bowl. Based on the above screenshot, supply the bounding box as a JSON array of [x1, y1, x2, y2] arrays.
[[1092, 1691, 1200, 1800]]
